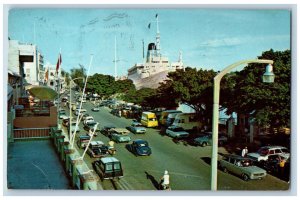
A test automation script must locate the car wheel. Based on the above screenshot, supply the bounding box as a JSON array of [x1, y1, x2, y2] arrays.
[[202, 142, 207, 147], [223, 167, 228, 173], [242, 174, 249, 181]]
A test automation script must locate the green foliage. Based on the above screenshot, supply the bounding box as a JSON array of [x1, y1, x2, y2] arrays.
[[153, 68, 217, 122], [70, 65, 87, 89], [123, 88, 157, 106], [85, 74, 135, 99], [224, 49, 291, 127]]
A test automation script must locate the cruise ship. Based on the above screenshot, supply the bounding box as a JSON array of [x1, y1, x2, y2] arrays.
[[127, 15, 185, 90]]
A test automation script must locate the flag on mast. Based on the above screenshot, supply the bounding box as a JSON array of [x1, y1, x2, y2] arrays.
[[56, 54, 62, 74]]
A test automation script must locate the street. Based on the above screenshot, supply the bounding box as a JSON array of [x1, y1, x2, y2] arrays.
[[62, 99, 289, 191]]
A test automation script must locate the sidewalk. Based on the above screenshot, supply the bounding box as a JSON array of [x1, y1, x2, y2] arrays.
[[7, 139, 71, 189]]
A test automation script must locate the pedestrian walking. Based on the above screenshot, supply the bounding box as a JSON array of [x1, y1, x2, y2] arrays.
[[241, 146, 248, 157]]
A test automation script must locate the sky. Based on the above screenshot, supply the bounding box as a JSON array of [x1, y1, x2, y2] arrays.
[[8, 8, 291, 77]]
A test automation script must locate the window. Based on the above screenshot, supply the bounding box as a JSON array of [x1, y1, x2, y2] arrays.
[[281, 148, 289, 153], [269, 150, 275, 155], [105, 163, 113, 172], [114, 163, 121, 171], [275, 149, 281, 154]]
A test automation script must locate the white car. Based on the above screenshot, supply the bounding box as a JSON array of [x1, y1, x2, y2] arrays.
[[166, 125, 189, 139], [84, 116, 94, 125], [247, 146, 290, 162], [92, 107, 100, 112]]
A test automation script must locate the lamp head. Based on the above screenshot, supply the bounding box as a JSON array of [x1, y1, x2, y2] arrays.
[[263, 64, 275, 83]]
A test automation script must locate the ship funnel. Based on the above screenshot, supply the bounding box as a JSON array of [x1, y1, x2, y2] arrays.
[[148, 43, 156, 50]]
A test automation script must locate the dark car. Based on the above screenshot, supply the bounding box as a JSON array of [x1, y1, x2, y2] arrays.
[[62, 118, 70, 127], [101, 125, 116, 137], [81, 113, 90, 121], [93, 157, 123, 181], [83, 122, 100, 136], [87, 141, 109, 158], [77, 135, 91, 149], [128, 139, 152, 156], [257, 155, 288, 174]]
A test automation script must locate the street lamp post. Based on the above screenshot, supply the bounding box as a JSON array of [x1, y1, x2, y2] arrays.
[[211, 59, 275, 191], [69, 77, 84, 140]]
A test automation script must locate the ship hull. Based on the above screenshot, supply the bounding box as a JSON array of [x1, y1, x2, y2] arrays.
[[130, 70, 170, 90]]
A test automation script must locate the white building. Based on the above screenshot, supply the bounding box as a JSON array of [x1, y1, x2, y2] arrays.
[[9, 39, 44, 86], [44, 62, 65, 94]]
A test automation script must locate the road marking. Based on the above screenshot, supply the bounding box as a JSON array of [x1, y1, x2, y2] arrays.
[[115, 179, 135, 190]]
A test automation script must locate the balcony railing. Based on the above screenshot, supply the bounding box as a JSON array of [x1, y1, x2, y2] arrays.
[[16, 107, 50, 117]]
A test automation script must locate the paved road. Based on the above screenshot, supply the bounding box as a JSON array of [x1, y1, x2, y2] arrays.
[[63, 99, 289, 191]]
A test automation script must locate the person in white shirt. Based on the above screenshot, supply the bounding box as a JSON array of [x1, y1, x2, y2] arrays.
[[160, 170, 170, 190], [241, 146, 248, 157]]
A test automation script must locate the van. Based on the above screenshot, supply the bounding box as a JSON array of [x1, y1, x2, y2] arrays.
[[172, 113, 202, 131], [166, 112, 181, 127], [93, 157, 123, 180], [159, 110, 182, 126], [141, 112, 158, 128]]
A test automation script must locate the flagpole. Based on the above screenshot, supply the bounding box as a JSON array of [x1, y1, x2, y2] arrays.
[[71, 54, 93, 148], [114, 36, 117, 80]]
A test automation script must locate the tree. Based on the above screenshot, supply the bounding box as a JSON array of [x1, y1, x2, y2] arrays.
[[153, 67, 217, 123], [223, 49, 291, 128], [70, 64, 87, 89]]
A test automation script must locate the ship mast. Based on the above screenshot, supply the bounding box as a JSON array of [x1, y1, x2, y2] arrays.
[[155, 14, 161, 56]]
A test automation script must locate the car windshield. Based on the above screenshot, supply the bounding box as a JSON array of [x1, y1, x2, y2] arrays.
[[149, 118, 156, 121]]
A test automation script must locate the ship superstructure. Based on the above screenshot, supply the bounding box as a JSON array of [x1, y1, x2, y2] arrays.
[[127, 15, 184, 89]]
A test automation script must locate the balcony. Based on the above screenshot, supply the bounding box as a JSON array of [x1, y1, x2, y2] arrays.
[[14, 97, 58, 129]]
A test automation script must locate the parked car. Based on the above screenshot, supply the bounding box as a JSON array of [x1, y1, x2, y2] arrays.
[[67, 121, 80, 133], [58, 109, 67, 119], [194, 133, 228, 147], [87, 141, 109, 158], [111, 133, 131, 143], [81, 113, 90, 121], [128, 121, 146, 134], [92, 157, 123, 181], [77, 135, 91, 149], [62, 118, 70, 127], [257, 154, 287, 174], [83, 122, 100, 136], [83, 116, 95, 125], [165, 125, 190, 139], [128, 139, 152, 156], [110, 128, 130, 136], [219, 154, 267, 181], [92, 107, 100, 112], [101, 125, 116, 137], [247, 146, 290, 162]]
